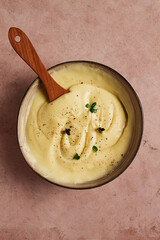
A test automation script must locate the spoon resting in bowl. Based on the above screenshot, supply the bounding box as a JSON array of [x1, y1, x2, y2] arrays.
[[8, 27, 69, 102]]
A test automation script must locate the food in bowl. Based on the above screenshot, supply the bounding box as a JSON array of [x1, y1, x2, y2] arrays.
[[18, 61, 143, 188]]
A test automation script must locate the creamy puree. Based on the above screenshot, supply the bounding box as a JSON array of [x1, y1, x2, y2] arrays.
[[26, 63, 134, 184]]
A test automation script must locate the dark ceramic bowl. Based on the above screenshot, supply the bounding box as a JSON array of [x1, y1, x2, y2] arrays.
[[17, 61, 143, 189]]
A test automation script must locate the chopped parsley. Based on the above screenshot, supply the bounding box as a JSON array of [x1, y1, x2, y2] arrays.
[[97, 127, 105, 133], [90, 108, 97, 113], [91, 102, 96, 109], [85, 104, 90, 108], [85, 102, 97, 113], [92, 146, 98, 152], [90, 102, 97, 113], [73, 153, 80, 160]]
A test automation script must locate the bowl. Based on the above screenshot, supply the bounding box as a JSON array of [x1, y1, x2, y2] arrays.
[[17, 61, 143, 189]]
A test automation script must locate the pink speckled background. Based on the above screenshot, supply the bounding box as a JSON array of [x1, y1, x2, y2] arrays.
[[0, 0, 160, 239]]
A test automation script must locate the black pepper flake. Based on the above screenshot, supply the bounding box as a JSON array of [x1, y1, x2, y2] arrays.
[[97, 127, 105, 133], [121, 154, 124, 157], [62, 128, 71, 135]]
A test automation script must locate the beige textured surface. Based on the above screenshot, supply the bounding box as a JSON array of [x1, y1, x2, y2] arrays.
[[0, 0, 160, 239]]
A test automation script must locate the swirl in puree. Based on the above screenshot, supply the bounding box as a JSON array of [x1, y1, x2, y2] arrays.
[[26, 63, 133, 184]]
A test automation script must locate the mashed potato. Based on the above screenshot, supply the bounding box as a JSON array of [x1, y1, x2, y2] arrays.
[[26, 63, 134, 184]]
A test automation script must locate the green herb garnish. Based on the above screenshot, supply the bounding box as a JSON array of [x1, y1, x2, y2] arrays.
[[85, 102, 97, 113], [97, 127, 105, 133], [90, 108, 97, 113], [91, 102, 96, 108], [85, 104, 90, 108], [73, 153, 80, 160], [92, 146, 98, 152], [90, 102, 97, 113]]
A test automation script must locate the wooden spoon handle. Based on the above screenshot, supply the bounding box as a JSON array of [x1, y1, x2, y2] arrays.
[[8, 27, 69, 101], [8, 27, 47, 79]]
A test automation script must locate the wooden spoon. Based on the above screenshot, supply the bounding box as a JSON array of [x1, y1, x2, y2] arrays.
[[8, 27, 69, 102]]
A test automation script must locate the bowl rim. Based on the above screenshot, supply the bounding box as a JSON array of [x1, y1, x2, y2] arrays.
[[17, 60, 144, 190]]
